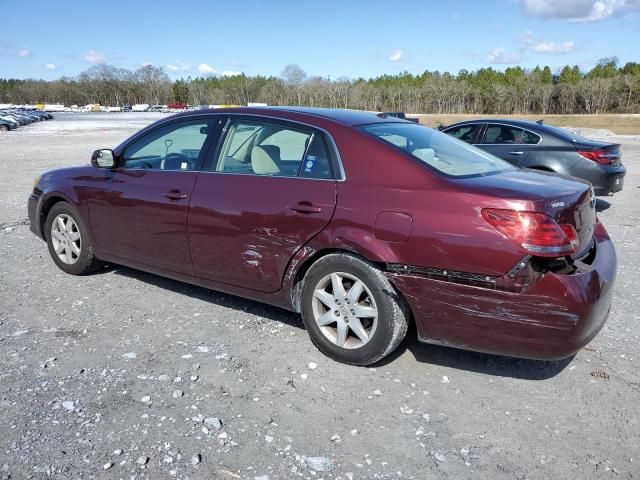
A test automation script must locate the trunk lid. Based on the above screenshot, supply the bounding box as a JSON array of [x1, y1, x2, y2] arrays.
[[456, 169, 596, 258], [544, 179, 596, 258]]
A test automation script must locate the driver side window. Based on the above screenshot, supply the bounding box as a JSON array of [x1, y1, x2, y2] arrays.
[[122, 121, 210, 171]]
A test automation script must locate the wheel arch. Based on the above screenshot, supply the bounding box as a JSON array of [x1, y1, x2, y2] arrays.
[[288, 248, 415, 334], [289, 248, 362, 312], [40, 195, 72, 239]]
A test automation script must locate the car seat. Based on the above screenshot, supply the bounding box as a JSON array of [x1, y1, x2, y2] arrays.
[[496, 128, 515, 144], [163, 154, 188, 170], [251, 145, 281, 175]]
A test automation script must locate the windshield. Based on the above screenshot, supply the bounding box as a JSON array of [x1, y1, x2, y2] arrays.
[[360, 123, 515, 178]]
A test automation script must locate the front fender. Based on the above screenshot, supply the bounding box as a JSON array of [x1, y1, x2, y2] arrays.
[[30, 166, 95, 239]]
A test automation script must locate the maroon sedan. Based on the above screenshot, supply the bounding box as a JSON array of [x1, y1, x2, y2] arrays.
[[28, 107, 616, 365]]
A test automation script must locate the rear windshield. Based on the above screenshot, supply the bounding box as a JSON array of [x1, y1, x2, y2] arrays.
[[540, 124, 594, 143], [360, 123, 515, 178]]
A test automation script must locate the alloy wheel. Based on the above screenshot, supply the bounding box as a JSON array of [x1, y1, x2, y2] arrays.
[[311, 272, 378, 349], [50, 214, 81, 265]]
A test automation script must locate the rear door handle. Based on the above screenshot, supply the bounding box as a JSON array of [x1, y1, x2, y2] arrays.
[[288, 202, 322, 214], [509, 151, 524, 156], [163, 191, 188, 200]]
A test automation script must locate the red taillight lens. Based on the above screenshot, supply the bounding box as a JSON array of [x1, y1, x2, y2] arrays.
[[559, 223, 579, 249], [481, 208, 578, 257], [577, 149, 612, 165]]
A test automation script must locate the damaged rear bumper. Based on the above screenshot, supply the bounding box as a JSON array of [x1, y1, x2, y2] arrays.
[[387, 222, 616, 361]]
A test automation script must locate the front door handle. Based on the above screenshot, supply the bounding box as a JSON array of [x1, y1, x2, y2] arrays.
[[163, 191, 188, 200], [509, 151, 524, 156], [288, 202, 322, 214]]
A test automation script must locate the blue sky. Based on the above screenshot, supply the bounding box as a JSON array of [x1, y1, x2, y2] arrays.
[[1, 0, 639, 80]]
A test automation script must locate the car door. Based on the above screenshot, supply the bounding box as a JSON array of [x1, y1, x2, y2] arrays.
[[476, 123, 529, 166], [188, 116, 338, 293], [87, 118, 220, 275]]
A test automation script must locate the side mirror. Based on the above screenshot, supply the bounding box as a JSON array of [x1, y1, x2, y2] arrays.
[[91, 149, 116, 168]]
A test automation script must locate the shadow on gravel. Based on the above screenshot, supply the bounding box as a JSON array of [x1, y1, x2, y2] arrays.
[[378, 329, 574, 380], [96, 265, 572, 378], [104, 265, 304, 330], [596, 198, 611, 212]]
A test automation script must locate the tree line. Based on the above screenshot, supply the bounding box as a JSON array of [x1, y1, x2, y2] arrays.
[[1, 58, 639, 115]]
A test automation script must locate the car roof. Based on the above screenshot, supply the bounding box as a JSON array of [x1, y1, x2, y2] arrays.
[[444, 118, 604, 145], [176, 106, 406, 127], [448, 117, 575, 135], [447, 118, 547, 129]]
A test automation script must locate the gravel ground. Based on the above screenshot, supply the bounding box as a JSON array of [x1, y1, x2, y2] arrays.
[[1, 113, 639, 480]]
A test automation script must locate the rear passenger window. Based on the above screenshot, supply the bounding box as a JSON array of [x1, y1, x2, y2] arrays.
[[261, 129, 309, 161], [482, 124, 524, 144], [214, 120, 334, 179], [300, 135, 333, 179], [521, 130, 541, 144]]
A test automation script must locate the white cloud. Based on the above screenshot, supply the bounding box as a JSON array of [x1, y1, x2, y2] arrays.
[[166, 60, 190, 72], [522, 0, 640, 22], [45, 63, 57, 70], [520, 30, 576, 55], [197, 63, 215, 74], [83, 50, 105, 63], [18, 49, 32, 57], [388, 50, 405, 62], [486, 48, 522, 64], [522, 29, 534, 48], [221, 70, 242, 77], [532, 40, 576, 54]]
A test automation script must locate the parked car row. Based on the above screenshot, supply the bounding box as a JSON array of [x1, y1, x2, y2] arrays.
[[0, 109, 54, 131]]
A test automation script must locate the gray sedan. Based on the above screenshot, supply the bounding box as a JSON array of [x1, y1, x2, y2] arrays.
[[441, 119, 626, 195]]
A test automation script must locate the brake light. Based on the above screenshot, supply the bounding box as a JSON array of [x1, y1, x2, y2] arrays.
[[481, 208, 578, 257], [577, 149, 612, 165], [559, 223, 579, 250]]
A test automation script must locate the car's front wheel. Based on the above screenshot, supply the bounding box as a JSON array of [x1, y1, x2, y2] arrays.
[[300, 253, 409, 366], [45, 202, 102, 275]]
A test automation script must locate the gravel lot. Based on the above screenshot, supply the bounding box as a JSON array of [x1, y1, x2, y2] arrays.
[[1, 113, 639, 480]]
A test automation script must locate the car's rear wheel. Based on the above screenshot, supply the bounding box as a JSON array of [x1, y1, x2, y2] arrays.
[[0, 124, 8, 132], [300, 253, 409, 365], [45, 202, 102, 275]]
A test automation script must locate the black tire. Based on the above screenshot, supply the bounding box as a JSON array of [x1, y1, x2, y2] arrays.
[[300, 253, 409, 366], [45, 202, 102, 275], [0, 124, 8, 132]]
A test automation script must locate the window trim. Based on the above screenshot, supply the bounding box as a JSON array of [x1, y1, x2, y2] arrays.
[[473, 122, 543, 146], [203, 114, 344, 182], [114, 113, 346, 181]]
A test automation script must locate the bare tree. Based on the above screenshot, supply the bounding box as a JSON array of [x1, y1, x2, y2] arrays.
[[135, 65, 171, 105], [281, 64, 307, 105]]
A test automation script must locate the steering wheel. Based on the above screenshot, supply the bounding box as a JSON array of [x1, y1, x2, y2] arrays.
[[164, 152, 189, 170]]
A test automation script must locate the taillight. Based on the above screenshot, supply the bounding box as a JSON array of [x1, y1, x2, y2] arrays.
[[577, 149, 613, 165], [482, 208, 578, 257]]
